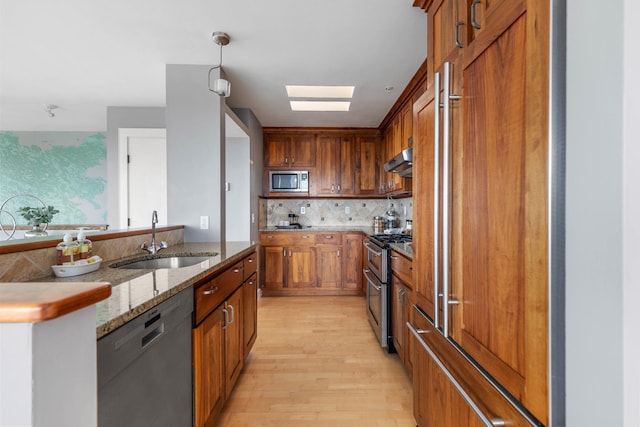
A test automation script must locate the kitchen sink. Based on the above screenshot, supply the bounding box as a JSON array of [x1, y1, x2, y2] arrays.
[[110, 254, 217, 270]]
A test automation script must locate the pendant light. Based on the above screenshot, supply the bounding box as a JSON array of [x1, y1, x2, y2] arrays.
[[208, 32, 231, 97]]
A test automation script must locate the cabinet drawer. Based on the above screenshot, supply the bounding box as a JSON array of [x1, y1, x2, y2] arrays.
[[391, 251, 413, 287], [243, 251, 257, 280], [194, 260, 244, 324], [260, 232, 314, 246], [314, 232, 341, 245]]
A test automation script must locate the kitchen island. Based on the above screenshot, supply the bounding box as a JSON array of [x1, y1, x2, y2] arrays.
[[34, 241, 257, 338]]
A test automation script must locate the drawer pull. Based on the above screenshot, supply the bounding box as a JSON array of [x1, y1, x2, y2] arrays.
[[390, 255, 399, 260], [247, 257, 255, 263], [233, 267, 244, 273], [267, 235, 274, 239], [324, 235, 334, 239], [203, 286, 219, 295]]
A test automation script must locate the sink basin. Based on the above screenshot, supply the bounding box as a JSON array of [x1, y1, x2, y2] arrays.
[[111, 254, 217, 270]]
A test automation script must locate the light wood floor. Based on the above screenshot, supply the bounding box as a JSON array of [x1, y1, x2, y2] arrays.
[[217, 295, 415, 427]]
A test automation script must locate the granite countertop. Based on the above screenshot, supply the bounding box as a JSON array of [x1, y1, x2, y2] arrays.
[[35, 242, 257, 338], [260, 225, 376, 234], [390, 242, 413, 259]]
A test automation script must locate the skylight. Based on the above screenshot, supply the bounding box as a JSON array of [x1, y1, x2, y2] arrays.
[[286, 85, 354, 111], [285, 85, 355, 99], [289, 101, 351, 112]]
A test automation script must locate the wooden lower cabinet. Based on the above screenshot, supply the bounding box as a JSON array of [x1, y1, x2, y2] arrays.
[[342, 233, 363, 291], [391, 250, 413, 375], [193, 306, 225, 427], [260, 231, 363, 296], [410, 306, 535, 427], [243, 273, 258, 359], [224, 286, 243, 399], [192, 250, 258, 427]]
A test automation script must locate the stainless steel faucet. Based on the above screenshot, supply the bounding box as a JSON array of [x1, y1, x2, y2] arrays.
[[141, 210, 168, 254]]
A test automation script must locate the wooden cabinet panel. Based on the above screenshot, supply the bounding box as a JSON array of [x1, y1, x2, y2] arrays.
[[412, 84, 438, 318], [356, 135, 380, 196], [457, 11, 548, 420], [289, 134, 316, 167], [287, 247, 317, 288], [391, 250, 413, 287], [429, 0, 463, 71], [339, 135, 356, 195], [262, 246, 285, 290], [264, 133, 316, 168], [243, 273, 258, 359], [264, 134, 289, 167], [224, 287, 243, 399], [314, 135, 355, 196], [316, 245, 341, 289], [315, 232, 341, 245], [243, 253, 257, 280], [193, 305, 225, 427], [342, 233, 363, 291]]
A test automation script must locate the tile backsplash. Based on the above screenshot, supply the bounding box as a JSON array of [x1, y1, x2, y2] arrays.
[[260, 198, 413, 228]]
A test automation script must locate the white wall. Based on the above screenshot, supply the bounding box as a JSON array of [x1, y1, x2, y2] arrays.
[[225, 127, 250, 241], [565, 0, 640, 425], [165, 65, 225, 242], [622, 0, 640, 425]]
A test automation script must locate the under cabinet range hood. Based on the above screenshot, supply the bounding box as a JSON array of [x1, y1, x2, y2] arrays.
[[384, 147, 413, 177]]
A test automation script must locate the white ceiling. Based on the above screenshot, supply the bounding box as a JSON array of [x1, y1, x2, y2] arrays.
[[0, 0, 426, 131]]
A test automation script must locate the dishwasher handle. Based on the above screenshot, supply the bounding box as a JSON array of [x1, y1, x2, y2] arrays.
[[142, 322, 165, 348]]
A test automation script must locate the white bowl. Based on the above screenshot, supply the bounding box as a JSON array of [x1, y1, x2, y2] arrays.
[[51, 260, 101, 278]]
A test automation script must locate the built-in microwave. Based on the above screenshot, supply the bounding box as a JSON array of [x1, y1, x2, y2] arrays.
[[269, 170, 309, 193]]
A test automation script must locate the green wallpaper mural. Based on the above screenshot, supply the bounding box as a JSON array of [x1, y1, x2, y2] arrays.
[[0, 131, 107, 225]]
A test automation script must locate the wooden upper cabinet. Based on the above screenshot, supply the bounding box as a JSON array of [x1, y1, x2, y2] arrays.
[[264, 133, 316, 168], [464, 0, 516, 45], [313, 135, 355, 197], [401, 102, 413, 150], [355, 134, 379, 196], [428, 0, 464, 72]]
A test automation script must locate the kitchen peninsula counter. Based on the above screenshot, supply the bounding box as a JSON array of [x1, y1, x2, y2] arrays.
[[260, 225, 375, 234], [34, 241, 257, 338]]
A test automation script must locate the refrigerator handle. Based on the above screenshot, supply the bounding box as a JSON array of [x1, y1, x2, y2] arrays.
[[434, 71, 441, 332]]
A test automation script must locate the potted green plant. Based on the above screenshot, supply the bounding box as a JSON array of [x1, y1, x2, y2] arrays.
[[19, 205, 59, 237]]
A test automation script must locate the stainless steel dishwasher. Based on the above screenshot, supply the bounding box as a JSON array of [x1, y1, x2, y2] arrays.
[[97, 287, 193, 427]]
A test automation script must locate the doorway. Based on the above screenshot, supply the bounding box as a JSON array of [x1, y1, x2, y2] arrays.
[[225, 114, 251, 241], [118, 128, 167, 228]]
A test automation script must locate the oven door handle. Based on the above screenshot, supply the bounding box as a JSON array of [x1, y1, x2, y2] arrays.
[[364, 242, 383, 257], [363, 269, 383, 291]]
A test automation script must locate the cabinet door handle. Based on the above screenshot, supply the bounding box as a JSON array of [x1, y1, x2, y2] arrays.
[[455, 21, 464, 48], [283, 248, 287, 257], [471, 0, 482, 29], [337, 249, 341, 257], [228, 304, 235, 325], [291, 157, 295, 164], [442, 62, 459, 337], [284, 156, 288, 165], [288, 250, 292, 257], [433, 71, 441, 331], [331, 184, 335, 193], [337, 184, 341, 192], [222, 308, 230, 329], [202, 285, 219, 295]]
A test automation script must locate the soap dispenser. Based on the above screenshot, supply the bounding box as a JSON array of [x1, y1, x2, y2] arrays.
[[76, 230, 93, 259], [56, 233, 79, 265]]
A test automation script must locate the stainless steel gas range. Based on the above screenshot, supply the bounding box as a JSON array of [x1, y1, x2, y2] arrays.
[[363, 233, 412, 352]]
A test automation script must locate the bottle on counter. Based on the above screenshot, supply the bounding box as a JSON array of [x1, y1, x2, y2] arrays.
[[56, 233, 80, 265], [76, 231, 93, 259]]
